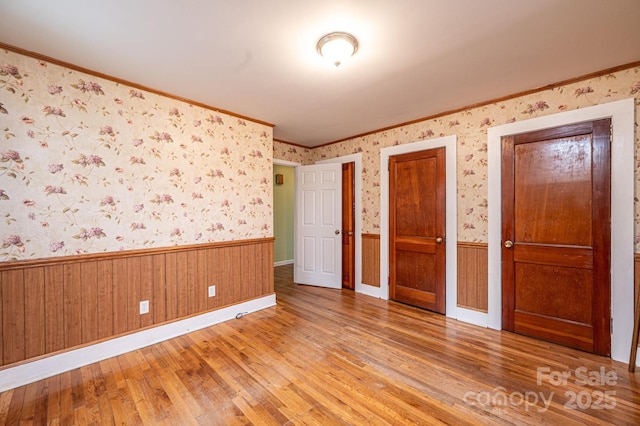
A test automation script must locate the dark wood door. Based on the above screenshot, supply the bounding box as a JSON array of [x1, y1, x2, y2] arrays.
[[502, 119, 611, 356], [390, 148, 446, 313], [342, 162, 355, 290]]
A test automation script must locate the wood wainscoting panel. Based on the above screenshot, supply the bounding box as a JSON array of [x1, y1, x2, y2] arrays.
[[151, 254, 166, 326], [241, 244, 254, 301], [24, 267, 45, 360], [362, 234, 381, 287], [0, 238, 274, 368], [205, 247, 221, 311], [216, 246, 234, 308], [112, 258, 128, 335], [126, 255, 142, 332], [1, 269, 25, 365], [175, 251, 190, 318], [80, 261, 99, 345], [63, 263, 82, 349], [195, 249, 209, 314], [44, 265, 64, 354], [139, 256, 153, 329], [457, 242, 488, 312], [96, 260, 114, 340], [186, 250, 200, 316]]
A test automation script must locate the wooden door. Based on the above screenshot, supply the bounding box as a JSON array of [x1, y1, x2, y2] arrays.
[[389, 148, 446, 313], [342, 162, 355, 290], [502, 119, 611, 356]]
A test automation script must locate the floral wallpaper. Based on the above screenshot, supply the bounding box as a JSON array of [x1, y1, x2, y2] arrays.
[[273, 140, 312, 165], [306, 67, 640, 250], [0, 48, 273, 261]]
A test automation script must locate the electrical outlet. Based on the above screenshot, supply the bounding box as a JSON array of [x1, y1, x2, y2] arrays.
[[140, 300, 149, 314], [208, 285, 216, 297]]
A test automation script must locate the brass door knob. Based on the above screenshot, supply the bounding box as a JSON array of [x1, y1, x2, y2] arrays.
[[435, 237, 443, 243], [504, 240, 513, 248]]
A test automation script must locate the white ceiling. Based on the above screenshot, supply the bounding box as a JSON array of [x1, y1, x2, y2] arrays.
[[1, 0, 639, 147]]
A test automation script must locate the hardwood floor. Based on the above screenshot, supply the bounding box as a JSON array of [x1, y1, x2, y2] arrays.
[[0, 264, 638, 425]]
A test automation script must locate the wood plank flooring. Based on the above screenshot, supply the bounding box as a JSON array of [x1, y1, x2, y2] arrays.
[[0, 264, 638, 425]]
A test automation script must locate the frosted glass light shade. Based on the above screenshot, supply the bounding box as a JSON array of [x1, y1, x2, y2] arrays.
[[317, 32, 358, 67]]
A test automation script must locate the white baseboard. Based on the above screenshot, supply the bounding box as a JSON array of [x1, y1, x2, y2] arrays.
[[355, 282, 382, 298], [274, 259, 294, 267], [0, 294, 276, 392]]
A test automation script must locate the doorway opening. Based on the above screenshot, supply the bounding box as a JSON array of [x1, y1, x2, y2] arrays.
[[273, 164, 295, 267], [488, 98, 634, 363], [277, 154, 363, 294], [380, 136, 458, 315]]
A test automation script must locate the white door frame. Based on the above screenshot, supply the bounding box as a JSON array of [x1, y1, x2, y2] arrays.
[[274, 159, 301, 167], [487, 98, 635, 363], [316, 154, 372, 297], [380, 135, 460, 318]]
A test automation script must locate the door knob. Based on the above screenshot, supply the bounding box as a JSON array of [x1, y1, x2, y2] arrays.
[[335, 230, 340, 235], [504, 240, 513, 248], [435, 237, 443, 243]]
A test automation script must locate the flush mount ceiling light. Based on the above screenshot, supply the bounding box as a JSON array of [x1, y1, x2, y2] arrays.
[[316, 32, 358, 67]]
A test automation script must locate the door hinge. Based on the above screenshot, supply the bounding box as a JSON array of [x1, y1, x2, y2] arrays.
[[610, 317, 613, 335], [610, 123, 613, 143]]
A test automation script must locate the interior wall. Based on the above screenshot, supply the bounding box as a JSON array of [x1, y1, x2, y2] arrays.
[[273, 165, 295, 264], [0, 47, 273, 262], [0, 46, 277, 382], [273, 141, 312, 165], [303, 66, 640, 252]]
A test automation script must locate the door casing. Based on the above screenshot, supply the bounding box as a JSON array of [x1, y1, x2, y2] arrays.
[[380, 135, 459, 317], [342, 162, 355, 290], [316, 154, 369, 295], [488, 98, 635, 363], [501, 120, 611, 355]]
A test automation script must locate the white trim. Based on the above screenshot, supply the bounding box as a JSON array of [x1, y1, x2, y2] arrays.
[[357, 282, 383, 298], [273, 159, 301, 167], [317, 154, 364, 295], [380, 136, 458, 315], [274, 259, 294, 267], [487, 98, 635, 363], [0, 295, 276, 392]]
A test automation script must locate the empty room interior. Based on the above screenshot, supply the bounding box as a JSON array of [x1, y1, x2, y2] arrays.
[[1, 1, 640, 424]]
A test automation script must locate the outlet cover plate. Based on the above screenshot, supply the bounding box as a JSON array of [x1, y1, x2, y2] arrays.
[[208, 285, 216, 297], [140, 300, 149, 314]]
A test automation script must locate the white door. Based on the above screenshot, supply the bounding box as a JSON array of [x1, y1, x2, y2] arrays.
[[294, 163, 342, 289]]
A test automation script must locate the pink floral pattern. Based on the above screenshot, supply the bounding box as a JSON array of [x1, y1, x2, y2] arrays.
[[0, 48, 273, 261], [300, 67, 640, 249], [273, 142, 311, 165]]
